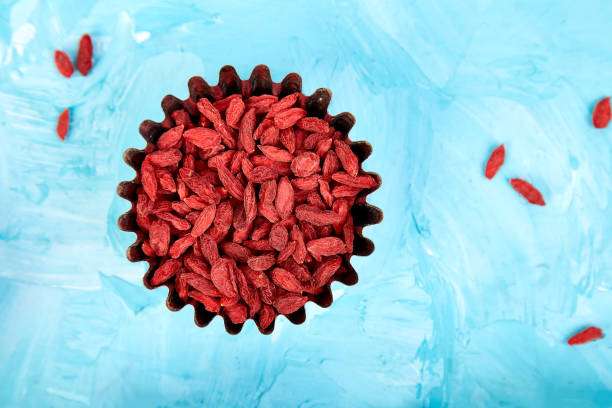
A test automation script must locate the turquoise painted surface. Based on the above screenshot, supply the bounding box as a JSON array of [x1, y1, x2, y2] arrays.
[[1, 0, 611, 406]]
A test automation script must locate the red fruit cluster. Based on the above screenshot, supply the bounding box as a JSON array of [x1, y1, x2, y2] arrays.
[[483, 144, 546, 206], [53, 34, 94, 141], [127, 73, 380, 332]]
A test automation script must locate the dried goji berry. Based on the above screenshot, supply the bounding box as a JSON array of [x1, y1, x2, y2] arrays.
[[291, 152, 321, 177], [306, 237, 346, 261], [273, 293, 308, 314], [56, 109, 70, 141], [140, 160, 158, 201], [258, 304, 276, 329], [253, 118, 274, 141], [246, 166, 278, 183], [270, 267, 303, 293], [220, 242, 253, 262], [196, 98, 222, 124], [76, 33, 93, 76], [592, 97, 611, 129], [210, 258, 238, 297], [315, 138, 333, 157], [331, 172, 378, 188], [141, 241, 155, 257], [251, 218, 272, 240], [290, 225, 307, 264], [258, 201, 280, 223], [239, 108, 257, 154], [247, 253, 276, 271], [150, 259, 182, 286], [306, 192, 326, 210], [269, 224, 288, 251], [171, 110, 193, 128], [484, 144, 505, 180], [567, 326, 603, 345], [156, 168, 177, 192], [190, 204, 216, 237], [259, 145, 294, 162], [274, 108, 307, 129], [279, 127, 296, 153], [292, 175, 321, 191], [200, 236, 220, 265], [54, 50, 74, 78], [157, 212, 191, 230], [322, 151, 340, 180], [217, 164, 244, 201], [277, 240, 297, 263], [184, 272, 222, 297], [510, 178, 546, 206], [267, 93, 299, 117], [331, 185, 363, 198], [333, 140, 359, 177], [243, 239, 274, 251], [295, 204, 342, 226], [184, 253, 211, 278], [275, 176, 294, 220], [260, 126, 280, 146], [147, 148, 183, 167], [226, 97, 246, 128], [183, 127, 221, 149], [343, 214, 354, 253], [169, 234, 195, 258], [149, 219, 170, 256], [190, 290, 221, 312]]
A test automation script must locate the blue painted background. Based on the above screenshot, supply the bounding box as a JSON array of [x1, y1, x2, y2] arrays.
[[1, 0, 611, 406]]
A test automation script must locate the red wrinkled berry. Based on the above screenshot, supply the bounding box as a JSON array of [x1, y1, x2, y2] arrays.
[[274, 108, 307, 129], [149, 220, 170, 256], [484, 144, 505, 180], [76, 34, 93, 76], [54, 50, 74, 78], [56, 109, 70, 141], [291, 152, 320, 178], [273, 293, 308, 314], [150, 259, 181, 286], [567, 326, 603, 345], [510, 178, 546, 206], [592, 97, 611, 129]]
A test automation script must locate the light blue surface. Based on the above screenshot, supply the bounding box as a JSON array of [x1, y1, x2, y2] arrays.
[[1, 0, 611, 406]]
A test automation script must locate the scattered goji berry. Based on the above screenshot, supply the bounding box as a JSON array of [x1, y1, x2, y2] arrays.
[[56, 109, 70, 141], [76, 33, 93, 76], [510, 178, 546, 206], [54, 50, 74, 78], [484, 144, 505, 180], [567, 326, 603, 345], [592, 97, 611, 129]]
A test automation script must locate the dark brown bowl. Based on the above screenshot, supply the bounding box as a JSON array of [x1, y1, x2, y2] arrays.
[[117, 65, 383, 334]]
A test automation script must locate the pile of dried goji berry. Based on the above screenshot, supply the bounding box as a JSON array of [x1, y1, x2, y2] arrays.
[[124, 69, 380, 332]]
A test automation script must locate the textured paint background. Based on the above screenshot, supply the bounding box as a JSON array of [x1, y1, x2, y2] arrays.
[[1, 0, 611, 406]]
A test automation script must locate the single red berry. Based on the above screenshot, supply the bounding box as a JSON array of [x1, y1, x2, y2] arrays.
[[592, 97, 611, 129], [509, 178, 546, 206], [484, 144, 505, 180], [56, 109, 70, 141], [54, 50, 74, 78], [567, 326, 603, 345], [76, 34, 93, 76]]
